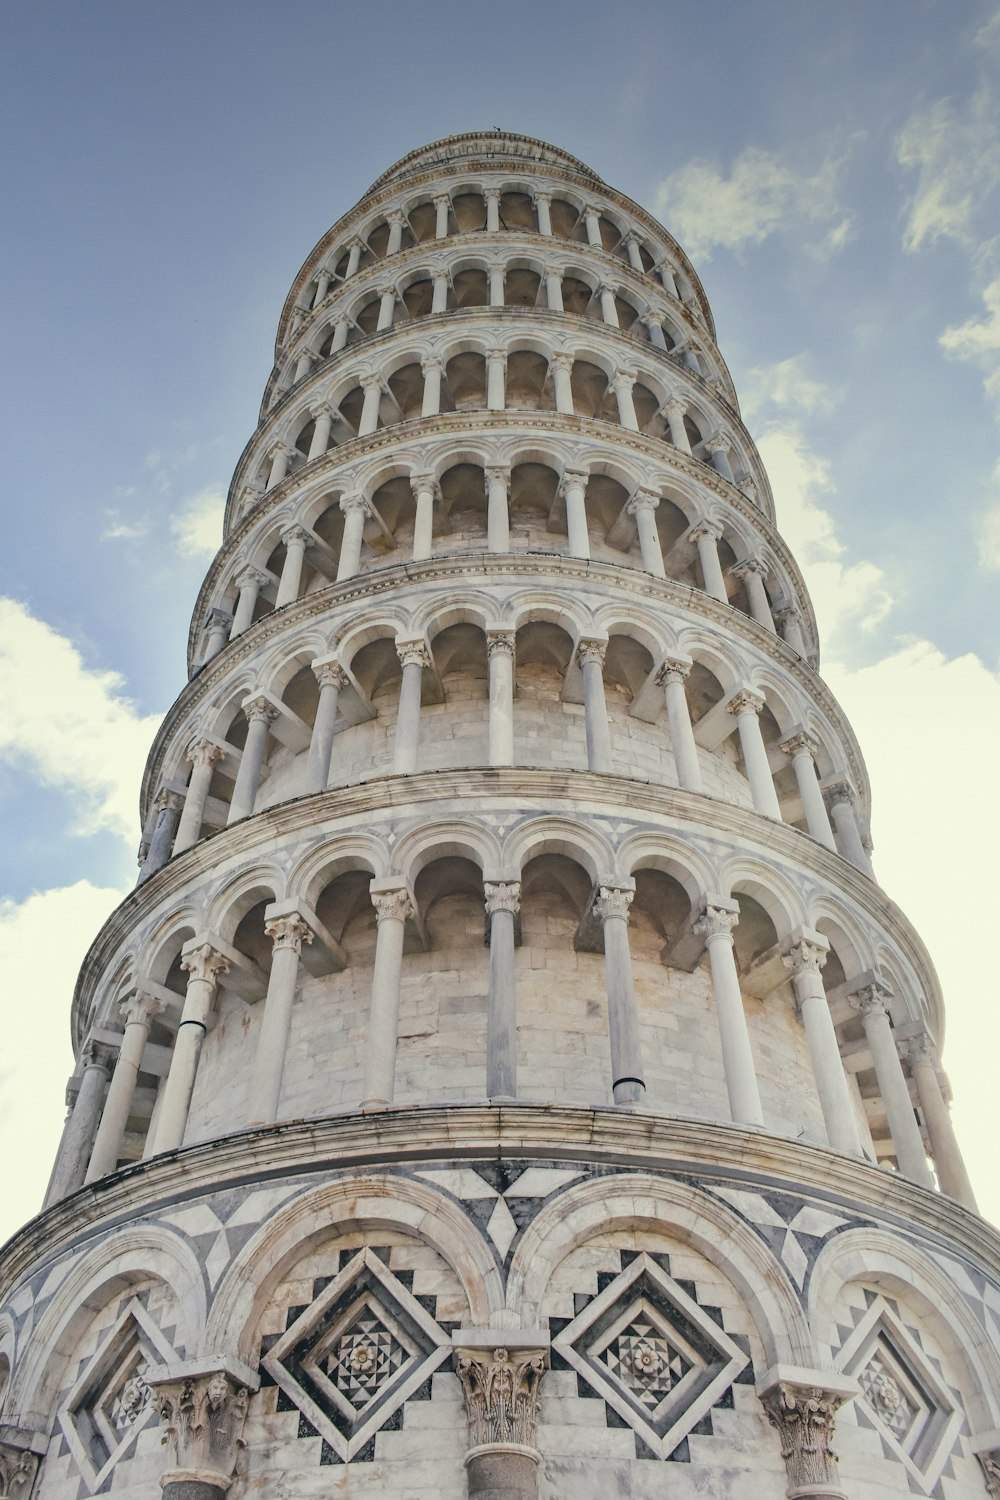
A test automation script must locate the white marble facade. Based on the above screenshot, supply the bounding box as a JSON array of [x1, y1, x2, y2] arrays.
[[2, 133, 998, 1500]]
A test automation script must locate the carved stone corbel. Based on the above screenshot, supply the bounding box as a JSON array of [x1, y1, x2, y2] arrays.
[[760, 1379, 850, 1498], [149, 1368, 253, 1500], [0, 1437, 43, 1500], [454, 1346, 546, 1500]]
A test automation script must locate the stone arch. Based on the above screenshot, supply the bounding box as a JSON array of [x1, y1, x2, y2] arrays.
[[618, 832, 718, 908], [289, 835, 385, 910], [205, 1175, 503, 1363], [807, 1226, 1000, 1433], [504, 816, 611, 883], [12, 1227, 206, 1425], [720, 859, 805, 939], [139, 911, 202, 986], [207, 866, 284, 942], [390, 819, 501, 885], [507, 1173, 814, 1368]]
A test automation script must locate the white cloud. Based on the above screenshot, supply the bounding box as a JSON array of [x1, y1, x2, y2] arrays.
[[756, 422, 893, 647], [742, 355, 840, 421], [939, 274, 1000, 415], [0, 881, 127, 1244], [653, 144, 855, 261], [975, 4, 1000, 55], [170, 485, 225, 558], [101, 512, 149, 542], [978, 485, 1000, 570], [0, 599, 161, 841], [897, 89, 1000, 254]]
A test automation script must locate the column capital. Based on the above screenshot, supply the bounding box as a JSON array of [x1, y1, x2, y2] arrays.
[[779, 728, 819, 759], [484, 880, 521, 917], [396, 638, 431, 670], [242, 693, 280, 726], [663, 395, 688, 418], [549, 350, 574, 372], [234, 563, 269, 590], [727, 688, 765, 717], [482, 185, 502, 202], [82, 1038, 117, 1071], [576, 637, 607, 669], [773, 603, 801, 627], [626, 486, 660, 515], [977, 1447, 1000, 1496], [121, 991, 166, 1027], [687, 517, 723, 544], [641, 308, 665, 328], [313, 658, 349, 691], [454, 1345, 546, 1450], [420, 353, 444, 374], [823, 777, 856, 810], [694, 898, 740, 944], [186, 736, 226, 769], [385, 208, 407, 226], [0, 1441, 42, 1500], [180, 942, 231, 986], [612, 366, 637, 390], [848, 976, 894, 1021], [410, 471, 438, 500], [264, 912, 315, 954], [732, 554, 767, 580], [483, 463, 510, 488], [347, 233, 366, 251], [486, 630, 516, 659], [907, 1031, 939, 1069], [432, 191, 451, 207], [485, 348, 507, 368], [339, 491, 370, 516], [374, 283, 397, 302], [308, 399, 335, 421], [279, 522, 311, 548], [151, 1370, 252, 1491], [705, 433, 732, 455], [759, 1380, 849, 1498], [782, 932, 830, 977], [560, 466, 589, 493], [154, 787, 184, 814], [371, 886, 415, 924], [599, 280, 621, 298], [654, 655, 693, 685], [269, 440, 295, 460], [594, 883, 634, 923], [531, 188, 552, 205], [359, 370, 386, 391]]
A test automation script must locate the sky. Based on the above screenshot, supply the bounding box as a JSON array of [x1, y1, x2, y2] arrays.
[[1, 0, 999, 1242]]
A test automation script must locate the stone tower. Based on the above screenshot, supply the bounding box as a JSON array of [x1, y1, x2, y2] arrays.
[[2, 132, 998, 1500]]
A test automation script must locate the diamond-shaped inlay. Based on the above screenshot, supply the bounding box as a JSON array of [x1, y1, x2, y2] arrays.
[[837, 1295, 961, 1493], [262, 1248, 451, 1462], [553, 1254, 747, 1459], [57, 1298, 178, 1493]]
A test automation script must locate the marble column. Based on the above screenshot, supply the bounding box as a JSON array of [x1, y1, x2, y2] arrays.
[[432, 270, 450, 313], [200, 609, 232, 664], [227, 696, 278, 824], [375, 284, 396, 331], [664, 398, 692, 453], [433, 193, 451, 238], [595, 884, 645, 1105], [487, 632, 516, 766], [780, 731, 837, 851], [705, 436, 736, 483], [85, 993, 164, 1181], [345, 237, 364, 276], [733, 557, 776, 631], [306, 660, 348, 792], [760, 1381, 850, 1500], [849, 982, 934, 1187], [783, 936, 864, 1157], [266, 442, 293, 489], [577, 639, 612, 773], [561, 469, 590, 558], [411, 473, 437, 560], [599, 283, 620, 326], [623, 232, 645, 271], [358, 374, 384, 434], [44, 1043, 115, 1204], [330, 315, 351, 352], [230, 565, 269, 638], [151, 942, 230, 1154], [727, 690, 781, 819], [544, 268, 563, 311], [486, 350, 506, 411], [489, 262, 506, 307], [533, 190, 553, 235], [656, 658, 703, 792], [688, 521, 728, 602], [583, 206, 602, 246], [657, 262, 681, 297], [249, 912, 314, 1125], [421, 355, 443, 416], [455, 1347, 546, 1500], [485, 466, 511, 552], [385, 209, 406, 255], [484, 187, 501, 232], [307, 402, 335, 460], [626, 489, 665, 576], [485, 881, 520, 1099], [612, 368, 639, 430], [362, 885, 414, 1106], [694, 900, 764, 1126], [775, 605, 807, 656], [907, 1034, 978, 1209], [275, 524, 310, 608], [394, 640, 430, 774], [550, 352, 574, 414], [643, 313, 668, 350], [337, 493, 369, 579], [824, 781, 874, 876], [174, 739, 226, 854], [140, 789, 184, 878]]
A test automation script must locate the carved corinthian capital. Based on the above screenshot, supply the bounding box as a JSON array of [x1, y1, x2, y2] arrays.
[[0, 1441, 42, 1500], [153, 1372, 251, 1494], [977, 1447, 1000, 1497], [454, 1346, 546, 1451], [760, 1382, 847, 1499]]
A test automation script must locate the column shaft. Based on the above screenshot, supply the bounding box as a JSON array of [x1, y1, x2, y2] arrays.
[[485, 885, 519, 1099], [363, 890, 412, 1105], [394, 645, 428, 774], [855, 989, 933, 1187], [660, 665, 703, 792], [629, 495, 665, 576], [487, 635, 515, 766], [411, 479, 435, 560], [598, 891, 645, 1105], [86, 998, 161, 1181], [579, 643, 612, 773], [250, 917, 312, 1125], [306, 665, 345, 793], [696, 907, 764, 1126], [730, 693, 781, 819], [909, 1040, 978, 1209], [337, 496, 368, 579], [563, 474, 590, 558], [44, 1049, 112, 1203], [486, 468, 510, 552], [227, 702, 275, 824], [691, 525, 727, 601], [152, 946, 228, 1154]]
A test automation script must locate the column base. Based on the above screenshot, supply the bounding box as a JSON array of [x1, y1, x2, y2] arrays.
[[465, 1444, 539, 1500]]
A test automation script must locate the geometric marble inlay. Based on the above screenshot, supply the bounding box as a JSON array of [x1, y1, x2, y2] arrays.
[[262, 1248, 452, 1462], [837, 1295, 962, 1493], [552, 1253, 748, 1460], [57, 1298, 178, 1493]]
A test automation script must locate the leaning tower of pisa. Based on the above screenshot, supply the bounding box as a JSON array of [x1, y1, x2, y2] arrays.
[[2, 131, 999, 1500]]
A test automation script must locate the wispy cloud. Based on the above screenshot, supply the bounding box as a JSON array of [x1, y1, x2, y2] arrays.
[[741, 355, 841, 421], [653, 143, 857, 262], [170, 484, 225, 558], [897, 91, 1000, 255], [0, 599, 161, 841]]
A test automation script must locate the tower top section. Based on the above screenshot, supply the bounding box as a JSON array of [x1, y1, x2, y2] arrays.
[[365, 131, 605, 194]]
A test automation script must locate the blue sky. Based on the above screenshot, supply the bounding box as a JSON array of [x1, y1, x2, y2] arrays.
[[2, 0, 999, 1239]]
